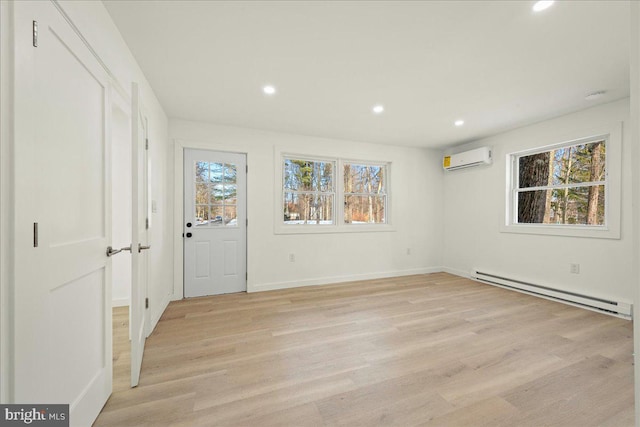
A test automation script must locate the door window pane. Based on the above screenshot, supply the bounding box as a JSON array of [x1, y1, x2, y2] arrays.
[[194, 161, 239, 227], [210, 205, 223, 226], [196, 162, 208, 182], [195, 205, 209, 226], [210, 184, 224, 203], [224, 164, 237, 184], [209, 163, 223, 183], [224, 184, 237, 202], [224, 205, 237, 226], [196, 183, 209, 205]]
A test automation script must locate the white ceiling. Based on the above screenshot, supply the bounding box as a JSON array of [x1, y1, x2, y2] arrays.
[[103, 0, 630, 148]]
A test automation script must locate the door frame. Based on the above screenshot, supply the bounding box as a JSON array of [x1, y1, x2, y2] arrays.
[[131, 82, 150, 386], [0, 0, 14, 403], [173, 140, 249, 299]]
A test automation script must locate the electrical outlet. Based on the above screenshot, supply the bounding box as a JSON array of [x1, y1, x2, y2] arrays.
[[289, 253, 295, 262], [570, 263, 580, 274]]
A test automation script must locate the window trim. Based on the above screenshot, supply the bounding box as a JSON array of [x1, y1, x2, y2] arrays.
[[502, 123, 622, 239], [275, 150, 394, 234]]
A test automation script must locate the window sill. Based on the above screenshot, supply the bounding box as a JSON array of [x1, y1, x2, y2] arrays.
[[274, 224, 396, 235], [500, 223, 620, 240]]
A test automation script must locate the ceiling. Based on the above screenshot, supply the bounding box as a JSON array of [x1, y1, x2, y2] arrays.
[[103, 1, 630, 149]]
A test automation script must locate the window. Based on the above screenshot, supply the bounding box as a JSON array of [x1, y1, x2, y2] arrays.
[[343, 162, 386, 224], [513, 137, 606, 226], [278, 153, 391, 232], [195, 161, 238, 227], [505, 124, 622, 239], [283, 157, 335, 225]]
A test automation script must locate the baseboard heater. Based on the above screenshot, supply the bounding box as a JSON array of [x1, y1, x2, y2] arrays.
[[471, 270, 632, 319]]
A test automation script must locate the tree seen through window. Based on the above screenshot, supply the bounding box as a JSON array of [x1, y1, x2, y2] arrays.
[[517, 140, 606, 225]]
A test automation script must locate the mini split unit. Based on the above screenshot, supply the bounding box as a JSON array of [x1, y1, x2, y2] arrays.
[[443, 147, 492, 171]]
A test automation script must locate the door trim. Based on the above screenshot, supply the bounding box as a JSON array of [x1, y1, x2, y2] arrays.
[[173, 139, 249, 299], [0, 0, 15, 404]]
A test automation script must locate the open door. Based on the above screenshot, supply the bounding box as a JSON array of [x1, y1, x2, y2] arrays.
[[130, 83, 150, 387], [12, 1, 112, 424]]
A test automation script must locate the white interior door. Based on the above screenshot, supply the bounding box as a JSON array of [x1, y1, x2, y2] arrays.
[[13, 1, 112, 425], [184, 149, 247, 297], [130, 83, 150, 387]]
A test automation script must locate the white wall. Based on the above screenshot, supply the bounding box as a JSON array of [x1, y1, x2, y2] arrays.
[[630, 2, 640, 424], [442, 98, 633, 304], [52, 1, 174, 330], [170, 120, 444, 295]]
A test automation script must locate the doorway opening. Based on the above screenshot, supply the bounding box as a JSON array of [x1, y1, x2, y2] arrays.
[[110, 101, 132, 392]]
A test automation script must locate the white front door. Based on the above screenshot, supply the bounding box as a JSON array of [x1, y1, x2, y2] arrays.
[[184, 149, 247, 297], [131, 83, 150, 387], [13, 1, 112, 425]]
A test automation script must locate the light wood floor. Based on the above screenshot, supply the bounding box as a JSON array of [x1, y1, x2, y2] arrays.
[[94, 273, 634, 426]]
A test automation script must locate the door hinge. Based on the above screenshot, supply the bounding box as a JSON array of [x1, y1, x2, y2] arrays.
[[246, 272, 248, 281], [145, 218, 149, 229], [145, 138, 149, 150], [246, 164, 248, 173], [32, 21, 38, 47], [246, 218, 248, 227], [33, 222, 39, 247], [145, 298, 149, 309]]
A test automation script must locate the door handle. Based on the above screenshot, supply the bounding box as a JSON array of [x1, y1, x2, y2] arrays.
[[106, 245, 132, 257], [138, 243, 151, 253]]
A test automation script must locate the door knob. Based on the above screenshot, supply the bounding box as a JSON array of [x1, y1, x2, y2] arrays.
[[186, 222, 192, 228], [106, 245, 132, 257], [106, 246, 121, 257], [185, 232, 193, 238], [138, 243, 151, 253]]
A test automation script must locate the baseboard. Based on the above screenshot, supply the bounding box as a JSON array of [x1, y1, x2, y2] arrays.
[[249, 267, 443, 293], [148, 291, 172, 336], [441, 266, 471, 279], [112, 298, 130, 308]]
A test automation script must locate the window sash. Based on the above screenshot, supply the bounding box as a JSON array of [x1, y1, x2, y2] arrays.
[[510, 135, 609, 227], [282, 157, 336, 225], [343, 161, 388, 225], [344, 191, 387, 196], [515, 180, 605, 193]]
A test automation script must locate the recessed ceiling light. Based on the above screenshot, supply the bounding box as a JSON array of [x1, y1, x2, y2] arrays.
[[372, 104, 385, 114], [532, 1, 554, 12], [585, 90, 606, 101], [263, 85, 276, 95], [454, 120, 465, 127]]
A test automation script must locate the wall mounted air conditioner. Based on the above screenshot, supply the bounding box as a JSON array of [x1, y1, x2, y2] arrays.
[[443, 147, 492, 171]]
